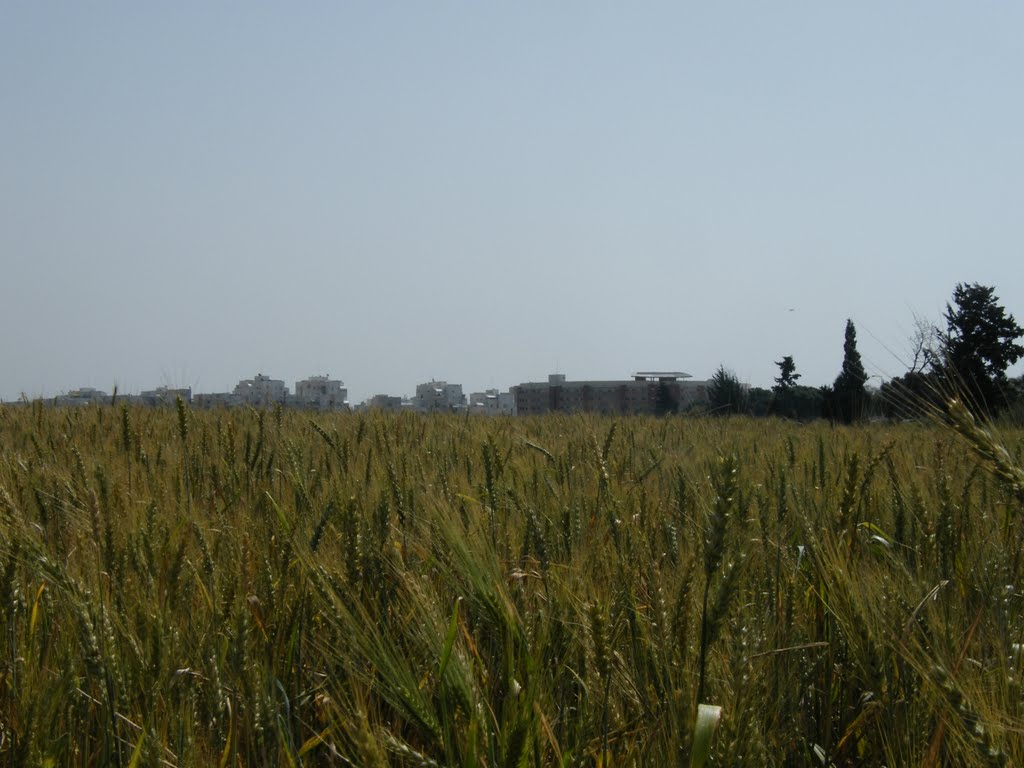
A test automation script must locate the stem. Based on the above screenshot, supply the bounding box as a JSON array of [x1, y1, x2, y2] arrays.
[[697, 574, 712, 706]]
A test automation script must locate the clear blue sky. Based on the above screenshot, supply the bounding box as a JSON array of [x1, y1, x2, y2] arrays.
[[2, 3, 1022, 402]]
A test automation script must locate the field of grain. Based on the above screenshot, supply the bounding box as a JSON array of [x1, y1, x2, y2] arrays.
[[1, 401, 1022, 766]]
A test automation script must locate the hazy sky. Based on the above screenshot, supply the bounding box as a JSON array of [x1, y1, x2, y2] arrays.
[[2, 4, 1022, 402]]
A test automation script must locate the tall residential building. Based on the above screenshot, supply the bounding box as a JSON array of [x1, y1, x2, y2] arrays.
[[294, 375, 347, 410], [414, 380, 465, 412], [233, 373, 288, 406]]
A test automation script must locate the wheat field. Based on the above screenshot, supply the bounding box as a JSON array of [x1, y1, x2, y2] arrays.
[[1, 401, 1022, 766]]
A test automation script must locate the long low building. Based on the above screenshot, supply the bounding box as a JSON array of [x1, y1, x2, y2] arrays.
[[512, 372, 708, 416]]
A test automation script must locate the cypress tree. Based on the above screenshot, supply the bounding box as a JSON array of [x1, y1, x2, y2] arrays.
[[833, 319, 867, 423]]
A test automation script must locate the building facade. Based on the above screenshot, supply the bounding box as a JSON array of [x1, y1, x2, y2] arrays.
[[468, 388, 515, 416], [192, 392, 239, 409], [233, 373, 288, 406], [414, 381, 465, 412], [366, 394, 406, 411], [294, 375, 347, 410], [512, 372, 708, 416], [139, 386, 192, 406], [54, 387, 109, 407]]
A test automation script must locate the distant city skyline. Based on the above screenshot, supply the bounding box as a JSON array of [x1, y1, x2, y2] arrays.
[[6, 367, 702, 405], [2, 4, 1022, 404]]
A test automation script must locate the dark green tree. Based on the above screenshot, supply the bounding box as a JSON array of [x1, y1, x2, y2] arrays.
[[773, 356, 801, 392], [788, 385, 825, 421], [746, 387, 774, 417], [941, 282, 1024, 412], [772, 356, 801, 418], [833, 319, 867, 423], [655, 381, 679, 416], [818, 384, 836, 421], [1004, 375, 1024, 424], [707, 366, 747, 415]]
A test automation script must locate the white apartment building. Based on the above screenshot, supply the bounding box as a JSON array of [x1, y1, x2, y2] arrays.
[[233, 373, 288, 406], [414, 380, 465, 412], [468, 388, 515, 416], [294, 375, 348, 410]]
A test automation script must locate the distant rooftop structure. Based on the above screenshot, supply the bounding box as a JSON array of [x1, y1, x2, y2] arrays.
[[53, 387, 110, 406], [632, 371, 692, 381], [139, 386, 192, 406]]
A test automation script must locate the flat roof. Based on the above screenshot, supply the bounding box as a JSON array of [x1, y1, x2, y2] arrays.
[[632, 371, 692, 378], [517, 377, 705, 389]]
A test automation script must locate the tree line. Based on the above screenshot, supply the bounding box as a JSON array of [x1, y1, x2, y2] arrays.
[[703, 282, 1023, 423]]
